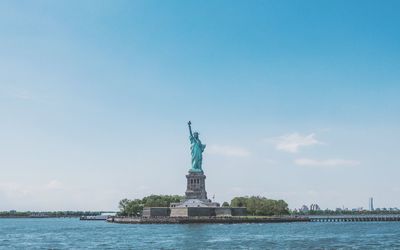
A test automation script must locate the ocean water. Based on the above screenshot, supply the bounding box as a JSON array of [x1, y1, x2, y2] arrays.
[[1, 218, 400, 249]]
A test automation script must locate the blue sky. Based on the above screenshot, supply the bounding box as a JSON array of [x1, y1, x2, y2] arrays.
[[0, 0, 399, 211]]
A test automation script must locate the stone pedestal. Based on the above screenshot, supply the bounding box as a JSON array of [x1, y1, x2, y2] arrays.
[[185, 171, 207, 200], [169, 170, 219, 211]]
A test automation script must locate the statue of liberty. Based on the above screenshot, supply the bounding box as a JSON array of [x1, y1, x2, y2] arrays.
[[188, 121, 206, 172]]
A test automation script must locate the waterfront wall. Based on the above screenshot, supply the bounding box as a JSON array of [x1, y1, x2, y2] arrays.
[[108, 216, 309, 224], [169, 207, 247, 217], [169, 207, 188, 217], [215, 208, 232, 217], [142, 207, 170, 217], [108, 215, 400, 224], [231, 208, 247, 216]]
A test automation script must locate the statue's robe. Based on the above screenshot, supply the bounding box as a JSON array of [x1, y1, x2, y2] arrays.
[[190, 136, 206, 171]]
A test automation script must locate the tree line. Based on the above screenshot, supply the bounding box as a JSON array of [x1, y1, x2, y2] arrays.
[[0, 211, 103, 218], [230, 196, 290, 216], [118, 195, 183, 216], [118, 195, 289, 216]]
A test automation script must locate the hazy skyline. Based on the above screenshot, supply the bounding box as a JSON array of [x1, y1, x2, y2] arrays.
[[1, 0, 399, 211]]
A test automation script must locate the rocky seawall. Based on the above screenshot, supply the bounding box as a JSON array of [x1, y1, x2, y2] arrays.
[[107, 216, 310, 224]]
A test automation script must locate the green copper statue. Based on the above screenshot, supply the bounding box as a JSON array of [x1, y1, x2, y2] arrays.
[[188, 121, 206, 173]]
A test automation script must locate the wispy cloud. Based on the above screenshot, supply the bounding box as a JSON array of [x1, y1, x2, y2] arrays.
[[6, 88, 50, 103], [273, 133, 321, 153], [0, 182, 32, 197], [294, 158, 360, 167], [0, 180, 65, 198], [46, 180, 63, 190], [11, 89, 37, 101], [207, 145, 250, 157]]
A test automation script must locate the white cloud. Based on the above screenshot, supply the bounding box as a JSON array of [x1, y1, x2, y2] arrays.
[[0, 182, 32, 197], [46, 180, 63, 190], [0, 180, 64, 199], [12, 89, 36, 101], [294, 158, 360, 167], [273, 133, 321, 153], [7, 88, 50, 103], [207, 145, 250, 157], [263, 158, 277, 164]]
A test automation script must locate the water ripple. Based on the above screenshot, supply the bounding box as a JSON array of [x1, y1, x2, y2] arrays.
[[1, 219, 400, 249]]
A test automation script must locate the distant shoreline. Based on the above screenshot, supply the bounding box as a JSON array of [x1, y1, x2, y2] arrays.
[[0, 216, 80, 219]]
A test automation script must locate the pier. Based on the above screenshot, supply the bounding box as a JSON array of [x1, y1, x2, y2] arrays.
[[107, 215, 400, 224], [309, 215, 400, 222]]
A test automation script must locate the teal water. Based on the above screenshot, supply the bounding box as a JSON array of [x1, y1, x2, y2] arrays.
[[1, 218, 400, 249]]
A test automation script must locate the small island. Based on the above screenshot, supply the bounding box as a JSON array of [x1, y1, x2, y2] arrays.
[[108, 122, 306, 224]]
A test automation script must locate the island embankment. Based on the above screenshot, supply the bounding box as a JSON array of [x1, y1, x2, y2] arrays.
[[107, 216, 310, 224]]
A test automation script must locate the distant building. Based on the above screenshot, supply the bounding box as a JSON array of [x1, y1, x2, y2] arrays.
[[299, 205, 309, 212], [369, 197, 374, 211], [310, 204, 321, 211]]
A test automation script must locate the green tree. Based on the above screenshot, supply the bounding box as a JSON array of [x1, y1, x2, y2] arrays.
[[231, 197, 247, 207], [118, 199, 143, 216], [222, 201, 230, 207], [142, 195, 182, 207], [231, 196, 289, 216], [118, 195, 183, 216]]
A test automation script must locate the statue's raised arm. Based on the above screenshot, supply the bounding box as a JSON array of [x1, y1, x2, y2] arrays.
[[188, 121, 193, 137]]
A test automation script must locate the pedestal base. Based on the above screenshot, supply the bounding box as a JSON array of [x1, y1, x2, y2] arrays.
[[185, 172, 207, 200]]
